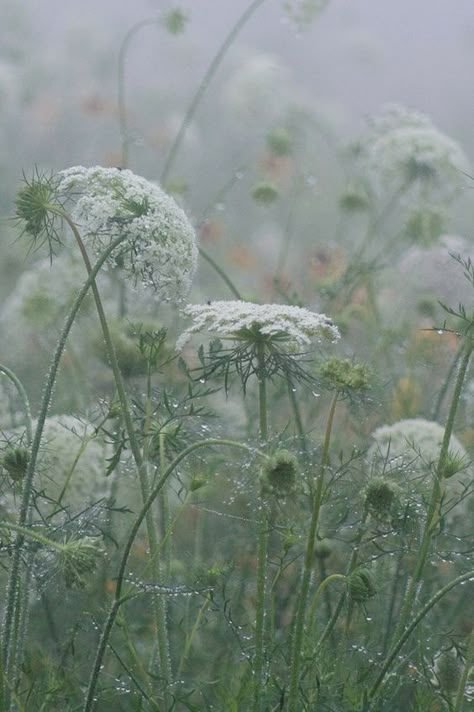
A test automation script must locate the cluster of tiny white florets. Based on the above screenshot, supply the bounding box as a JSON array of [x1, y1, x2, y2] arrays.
[[58, 166, 198, 303], [0, 255, 91, 335], [358, 104, 469, 205], [368, 419, 470, 522], [176, 301, 340, 351], [368, 418, 467, 472], [4, 415, 112, 510]]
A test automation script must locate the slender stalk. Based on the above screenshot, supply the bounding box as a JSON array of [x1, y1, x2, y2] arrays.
[[367, 569, 474, 707], [389, 340, 473, 648], [118, 17, 162, 168], [83, 437, 255, 712], [160, 0, 267, 182], [0, 367, 32, 444], [176, 596, 211, 678], [453, 627, 474, 712], [198, 246, 243, 299], [55, 209, 174, 705], [1, 233, 127, 685], [431, 340, 464, 421], [307, 574, 346, 634], [254, 341, 269, 712], [286, 391, 338, 712]]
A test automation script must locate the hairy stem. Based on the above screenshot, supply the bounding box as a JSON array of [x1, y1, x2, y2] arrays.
[[287, 391, 338, 711]]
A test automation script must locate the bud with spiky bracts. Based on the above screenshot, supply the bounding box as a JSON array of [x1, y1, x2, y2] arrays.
[[1, 446, 29, 482], [347, 567, 377, 603], [364, 477, 402, 523], [58, 535, 104, 589], [260, 449, 298, 497]]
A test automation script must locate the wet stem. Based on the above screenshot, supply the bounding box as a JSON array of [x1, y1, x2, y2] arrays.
[[54, 208, 173, 708], [286, 390, 339, 712], [253, 340, 269, 712], [1, 232, 129, 699], [369, 338, 474, 705], [83, 437, 255, 712]]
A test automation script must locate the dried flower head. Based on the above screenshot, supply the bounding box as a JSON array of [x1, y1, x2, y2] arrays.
[[58, 166, 198, 302]]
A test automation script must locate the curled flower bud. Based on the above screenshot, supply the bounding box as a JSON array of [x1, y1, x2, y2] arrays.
[[15, 170, 63, 251], [347, 567, 377, 603], [1, 446, 29, 482], [59, 535, 104, 589], [260, 449, 298, 497], [162, 8, 188, 34]]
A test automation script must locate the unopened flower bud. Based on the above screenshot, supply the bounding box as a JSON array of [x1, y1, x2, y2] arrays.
[[251, 181, 279, 205], [347, 567, 377, 603], [433, 649, 463, 693], [364, 477, 402, 523], [59, 536, 104, 589], [1, 447, 29, 482], [260, 449, 298, 497]]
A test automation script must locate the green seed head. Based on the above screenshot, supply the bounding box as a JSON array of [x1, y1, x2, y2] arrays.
[[251, 181, 279, 205], [364, 477, 402, 523], [59, 536, 104, 589], [266, 127, 292, 157], [1, 446, 29, 482], [318, 357, 371, 393], [260, 449, 298, 497]]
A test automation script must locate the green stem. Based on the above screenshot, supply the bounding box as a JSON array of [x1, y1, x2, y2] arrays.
[[118, 17, 162, 168], [56, 209, 174, 706], [453, 627, 474, 712], [0, 366, 32, 444], [307, 574, 346, 634], [198, 246, 243, 299], [160, 0, 267, 182], [367, 569, 474, 706], [176, 596, 211, 678], [254, 341, 269, 712], [1, 233, 127, 685], [431, 341, 464, 421], [83, 437, 254, 712], [390, 340, 473, 648], [286, 391, 338, 712]]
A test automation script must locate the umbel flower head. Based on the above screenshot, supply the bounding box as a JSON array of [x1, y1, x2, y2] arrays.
[[354, 104, 469, 208], [58, 166, 198, 302], [177, 301, 339, 350], [176, 300, 340, 390]]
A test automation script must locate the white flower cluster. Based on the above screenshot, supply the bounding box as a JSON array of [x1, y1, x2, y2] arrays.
[[176, 300, 340, 350], [4, 415, 112, 511], [369, 418, 466, 471], [58, 166, 198, 303], [358, 104, 468, 205], [0, 255, 91, 336], [368, 418, 470, 520]]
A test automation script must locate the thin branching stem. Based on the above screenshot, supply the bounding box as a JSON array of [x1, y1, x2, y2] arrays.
[[160, 0, 267, 183], [83, 437, 256, 712], [287, 391, 339, 711]]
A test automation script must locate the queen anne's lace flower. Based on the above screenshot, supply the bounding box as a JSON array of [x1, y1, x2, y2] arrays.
[[176, 301, 339, 351], [355, 104, 469, 206], [58, 166, 198, 302], [368, 418, 470, 522], [2, 415, 112, 511]]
